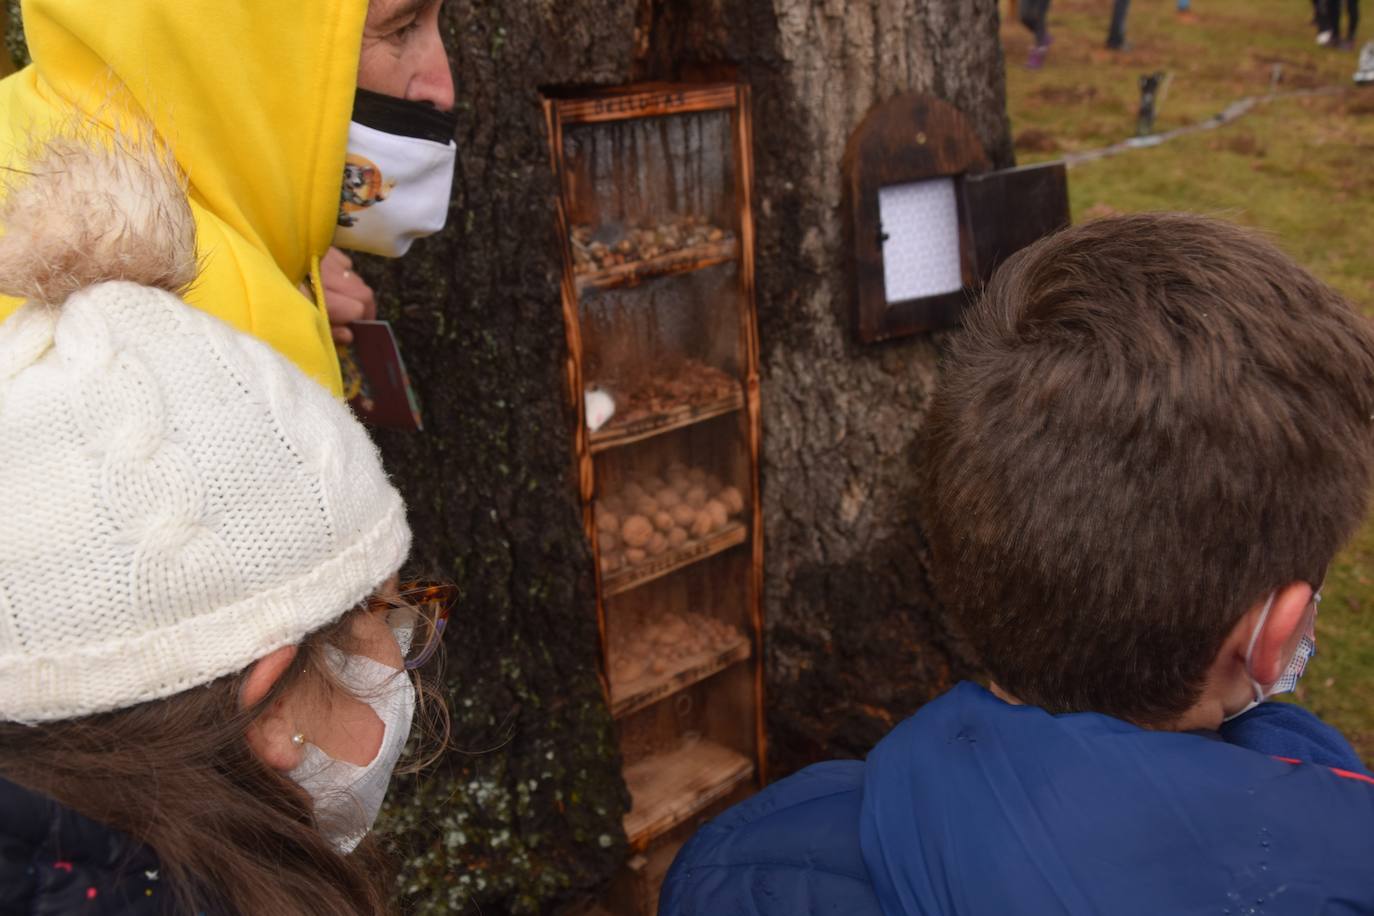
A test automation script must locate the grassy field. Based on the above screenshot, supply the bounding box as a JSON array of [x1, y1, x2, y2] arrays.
[[1002, 0, 1374, 761]]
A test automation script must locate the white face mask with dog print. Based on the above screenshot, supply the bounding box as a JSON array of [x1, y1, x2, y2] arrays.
[[334, 89, 457, 258]]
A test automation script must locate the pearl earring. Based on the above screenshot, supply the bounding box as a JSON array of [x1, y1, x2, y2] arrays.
[[291, 733, 306, 747]]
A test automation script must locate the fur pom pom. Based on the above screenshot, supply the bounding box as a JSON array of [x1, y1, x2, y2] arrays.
[[0, 129, 197, 307]]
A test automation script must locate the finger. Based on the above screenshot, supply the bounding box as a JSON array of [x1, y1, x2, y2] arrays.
[[332, 326, 354, 345], [326, 294, 368, 326], [323, 246, 353, 271]]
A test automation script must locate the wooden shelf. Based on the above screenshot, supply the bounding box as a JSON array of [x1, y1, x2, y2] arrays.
[[575, 238, 738, 293], [623, 739, 754, 847], [610, 635, 751, 719], [602, 522, 748, 598], [590, 389, 743, 454]]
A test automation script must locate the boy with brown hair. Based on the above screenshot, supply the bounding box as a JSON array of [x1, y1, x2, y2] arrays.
[[661, 213, 1374, 915]]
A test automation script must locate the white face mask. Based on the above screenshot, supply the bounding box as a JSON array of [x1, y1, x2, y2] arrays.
[[334, 89, 457, 258], [1223, 589, 1319, 723], [288, 648, 416, 853]]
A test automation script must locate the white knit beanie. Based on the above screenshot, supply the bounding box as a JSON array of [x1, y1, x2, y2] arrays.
[[0, 133, 412, 723]]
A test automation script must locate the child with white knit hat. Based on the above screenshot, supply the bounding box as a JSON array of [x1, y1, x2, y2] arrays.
[[0, 131, 451, 916]]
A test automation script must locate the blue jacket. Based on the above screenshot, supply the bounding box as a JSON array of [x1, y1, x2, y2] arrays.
[[660, 683, 1374, 915], [0, 776, 168, 915]]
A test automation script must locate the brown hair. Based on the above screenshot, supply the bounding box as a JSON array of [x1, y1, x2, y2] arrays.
[[924, 212, 1374, 725], [0, 603, 447, 915]]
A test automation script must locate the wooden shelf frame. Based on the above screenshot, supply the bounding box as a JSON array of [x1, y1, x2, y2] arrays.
[[544, 82, 766, 913]]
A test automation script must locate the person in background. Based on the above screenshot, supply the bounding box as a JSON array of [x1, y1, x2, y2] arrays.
[[1177, 0, 1195, 21], [659, 214, 1374, 915], [0, 127, 452, 914], [1107, 0, 1132, 49], [0, 0, 456, 395], [1321, 0, 1361, 47], [1019, 0, 1054, 69]]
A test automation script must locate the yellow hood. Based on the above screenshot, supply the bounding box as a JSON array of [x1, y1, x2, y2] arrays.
[[0, 0, 367, 395]]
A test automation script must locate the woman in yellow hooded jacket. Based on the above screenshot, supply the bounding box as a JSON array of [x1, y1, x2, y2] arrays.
[[0, 0, 456, 396]]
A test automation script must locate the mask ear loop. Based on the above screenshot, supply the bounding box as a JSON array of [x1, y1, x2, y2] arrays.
[[1242, 591, 1278, 705]]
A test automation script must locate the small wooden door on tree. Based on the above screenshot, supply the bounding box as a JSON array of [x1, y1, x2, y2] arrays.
[[542, 84, 765, 914]]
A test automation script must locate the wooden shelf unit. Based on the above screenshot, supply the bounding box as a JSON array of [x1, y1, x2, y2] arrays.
[[544, 82, 764, 916]]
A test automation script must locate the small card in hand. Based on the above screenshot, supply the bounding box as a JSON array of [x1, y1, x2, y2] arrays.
[[340, 320, 423, 431]]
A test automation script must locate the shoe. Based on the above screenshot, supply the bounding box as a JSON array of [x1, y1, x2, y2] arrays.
[[1106, 40, 1132, 51], [1026, 45, 1048, 69], [1317, 30, 1334, 45], [1340, 38, 1355, 50], [1356, 41, 1374, 82]]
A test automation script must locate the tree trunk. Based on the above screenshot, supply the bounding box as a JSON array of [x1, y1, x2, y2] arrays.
[[372, 3, 1009, 909], [3, 1, 1012, 911]]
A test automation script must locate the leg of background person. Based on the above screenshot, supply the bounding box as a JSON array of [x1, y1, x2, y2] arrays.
[[1107, 0, 1131, 49], [1348, 0, 1360, 41]]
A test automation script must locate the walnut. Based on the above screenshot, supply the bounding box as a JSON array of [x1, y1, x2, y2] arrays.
[[690, 512, 714, 539], [599, 553, 621, 574], [718, 486, 745, 515], [685, 485, 708, 509], [705, 474, 723, 494], [596, 510, 620, 534], [655, 487, 682, 510], [687, 468, 708, 484], [601, 496, 626, 517], [621, 515, 654, 548], [647, 532, 669, 556], [653, 511, 675, 533], [635, 496, 660, 517], [704, 499, 729, 531], [642, 476, 667, 494], [624, 547, 647, 565], [622, 482, 647, 505], [599, 530, 621, 552], [670, 504, 697, 527], [667, 527, 689, 548]]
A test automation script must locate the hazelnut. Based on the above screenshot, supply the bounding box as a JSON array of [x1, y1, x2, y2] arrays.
[[647, 532, 669, 556], [622, 515, 654, 548], [719, 486, 745, 515], [625, 547, 647, 565], [653, 511, 675, 533], [690, 513, 714, 539], [670, 504, 697, 527], [704, 499, 729, 530], [668, 527, 689, 548], [685, 485, 708, 509]]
